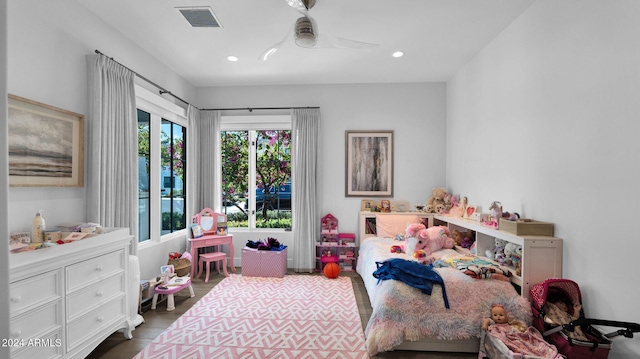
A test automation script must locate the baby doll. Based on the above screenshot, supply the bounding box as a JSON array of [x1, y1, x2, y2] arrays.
[[482, 304, 527, 333]]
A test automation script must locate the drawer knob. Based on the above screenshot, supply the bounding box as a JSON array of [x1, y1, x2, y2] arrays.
[[97, 316, 104, 322], [95, 265, 103, 272], [11, 330, 21, 338], [10, 295, 21, 303], [96, 291, 104, 297]]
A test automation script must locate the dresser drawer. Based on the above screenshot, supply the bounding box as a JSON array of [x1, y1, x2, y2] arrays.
[[66, 294, 126, 351], [66, 273, 125, 321], [11, 329, 62, 359], [66, 250, 125, 292], [10, 271, 61, 315], [11, 301, 62, 347]]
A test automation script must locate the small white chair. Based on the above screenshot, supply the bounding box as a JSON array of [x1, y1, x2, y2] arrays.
[[197, 252, 228, 283]]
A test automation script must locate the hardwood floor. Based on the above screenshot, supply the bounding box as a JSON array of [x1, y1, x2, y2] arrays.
[[87, 270, 477, 359]]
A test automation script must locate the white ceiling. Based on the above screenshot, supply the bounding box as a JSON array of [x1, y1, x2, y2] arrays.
[[76, 0, 535, 87]]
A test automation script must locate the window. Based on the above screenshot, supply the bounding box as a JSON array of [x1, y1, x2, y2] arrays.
[[136, 85, 187, 243], [221, 116, 291, 230]]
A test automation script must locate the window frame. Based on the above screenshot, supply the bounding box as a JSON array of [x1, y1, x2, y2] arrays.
[[221, 115, 292, 232], [135, 84, 188, 245]]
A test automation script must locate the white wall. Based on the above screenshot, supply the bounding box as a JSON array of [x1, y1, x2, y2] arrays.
[[197, 83, 447, 237], [7, 0, 197, 279], [447, 1, 640, 357]]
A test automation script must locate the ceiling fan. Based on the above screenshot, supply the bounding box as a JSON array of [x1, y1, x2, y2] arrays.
[[259, 0, 379, 61]]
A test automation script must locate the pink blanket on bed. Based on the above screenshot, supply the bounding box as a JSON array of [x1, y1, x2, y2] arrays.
[[357, 237, 531, 356]]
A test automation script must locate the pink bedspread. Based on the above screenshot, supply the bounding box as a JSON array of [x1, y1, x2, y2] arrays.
[[356, 237, 531, 356]]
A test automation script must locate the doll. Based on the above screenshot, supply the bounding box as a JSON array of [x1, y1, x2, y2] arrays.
[[482, 304, 527, 332]]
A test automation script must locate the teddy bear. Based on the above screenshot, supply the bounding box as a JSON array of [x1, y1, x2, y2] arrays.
[[426, 187, 449, 213]]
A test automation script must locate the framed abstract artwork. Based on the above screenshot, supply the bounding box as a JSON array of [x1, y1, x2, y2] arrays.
[[345, 130, 393, 197], [8, 94, 84, 187]]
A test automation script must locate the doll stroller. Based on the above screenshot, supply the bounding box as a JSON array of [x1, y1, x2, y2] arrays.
[[530, 278, 640, 359]]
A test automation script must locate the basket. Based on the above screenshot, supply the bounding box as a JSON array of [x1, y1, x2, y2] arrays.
[[168, 258, 191, 277]]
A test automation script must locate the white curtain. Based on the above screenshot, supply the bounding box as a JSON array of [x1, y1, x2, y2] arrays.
[[186, 105, 201, 221], [291, 108, 320, 272], [200, 110, 221, 212], [86, 54, 138, 254]]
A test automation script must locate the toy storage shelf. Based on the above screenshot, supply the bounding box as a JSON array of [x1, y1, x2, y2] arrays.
[[434, 215, 563, 297], [358, 211, 434, 242], [316, 214, 358, 272]]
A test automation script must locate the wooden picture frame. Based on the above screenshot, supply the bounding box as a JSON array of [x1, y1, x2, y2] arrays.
[[360, 199, 376, 211], [8, 94, 84, 187], [345, 130, 393, 197]]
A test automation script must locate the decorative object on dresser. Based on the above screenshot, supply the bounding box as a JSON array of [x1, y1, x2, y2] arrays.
[[316, 213, 358, 272], [345, 130, 393, 197], [8, 94, 85, 187], [9, 228, 134, 359]]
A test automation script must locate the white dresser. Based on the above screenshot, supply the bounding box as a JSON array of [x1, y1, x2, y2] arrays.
[[9, 228, 134, 359]]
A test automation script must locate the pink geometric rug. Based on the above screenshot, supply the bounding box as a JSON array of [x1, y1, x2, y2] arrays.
[[134, 274, 369, 358]]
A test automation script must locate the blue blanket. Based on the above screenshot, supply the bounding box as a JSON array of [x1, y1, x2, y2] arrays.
[[373, 258, 450, 309]]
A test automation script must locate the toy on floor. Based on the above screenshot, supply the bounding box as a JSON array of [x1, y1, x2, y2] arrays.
[[323, 262, 340, 278]]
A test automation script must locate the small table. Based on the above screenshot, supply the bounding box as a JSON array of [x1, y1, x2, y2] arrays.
[[189, 234, 236, 278], [151, 277, 195, 311]]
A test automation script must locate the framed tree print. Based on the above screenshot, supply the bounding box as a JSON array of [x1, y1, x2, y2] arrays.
[[345, 130, 393, 197]]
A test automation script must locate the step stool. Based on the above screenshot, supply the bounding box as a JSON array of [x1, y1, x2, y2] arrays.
[[197, 252, 228, 283]]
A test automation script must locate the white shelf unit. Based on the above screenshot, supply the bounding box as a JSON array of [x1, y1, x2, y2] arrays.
[[434, 215, 563, 297], [9, 228, 134, 359], [358, 211, 434, 243]]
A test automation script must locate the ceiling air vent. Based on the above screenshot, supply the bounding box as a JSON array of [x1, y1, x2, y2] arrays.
[[176, 7, 222, 28]]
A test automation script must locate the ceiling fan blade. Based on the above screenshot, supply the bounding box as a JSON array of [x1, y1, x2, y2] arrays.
[[258, 24, 295, 61], [316, 34, 380, 51]]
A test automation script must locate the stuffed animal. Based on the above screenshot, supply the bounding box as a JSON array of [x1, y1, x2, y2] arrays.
[[405, 223, 426, 238], [452, 229, 475, 249], [511, 245, 522, 275], [422, 226, 455, 254], [486, 238, 508, 266], [404, 233, 431, 263], [503, 242, 518, 267], [426, 187, 449, 213]]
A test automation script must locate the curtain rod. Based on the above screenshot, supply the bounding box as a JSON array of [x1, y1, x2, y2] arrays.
[[201, 106, 319, 112], [94, 49, 192, 108]]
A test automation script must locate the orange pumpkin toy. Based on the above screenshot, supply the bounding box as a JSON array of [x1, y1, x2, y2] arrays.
[[323, 262, 340, 279]]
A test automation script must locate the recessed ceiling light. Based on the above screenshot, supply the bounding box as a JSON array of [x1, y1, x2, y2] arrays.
[[392, 51, 404, 58], [227, 55, 238, 62]]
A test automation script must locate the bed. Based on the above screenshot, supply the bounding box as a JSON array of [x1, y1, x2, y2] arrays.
[[356, 214, 531, 356]]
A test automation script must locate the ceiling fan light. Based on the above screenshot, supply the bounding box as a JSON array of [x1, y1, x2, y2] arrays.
[[296, 33, 316, 47], [295, 16, 317, 47]]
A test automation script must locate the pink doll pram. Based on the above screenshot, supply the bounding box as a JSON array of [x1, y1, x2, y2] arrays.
[[530, 278, 640, 359], [479, 304, 563, 359]]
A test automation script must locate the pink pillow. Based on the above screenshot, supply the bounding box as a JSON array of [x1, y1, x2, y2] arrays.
[[375, 214, 423, 238]]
